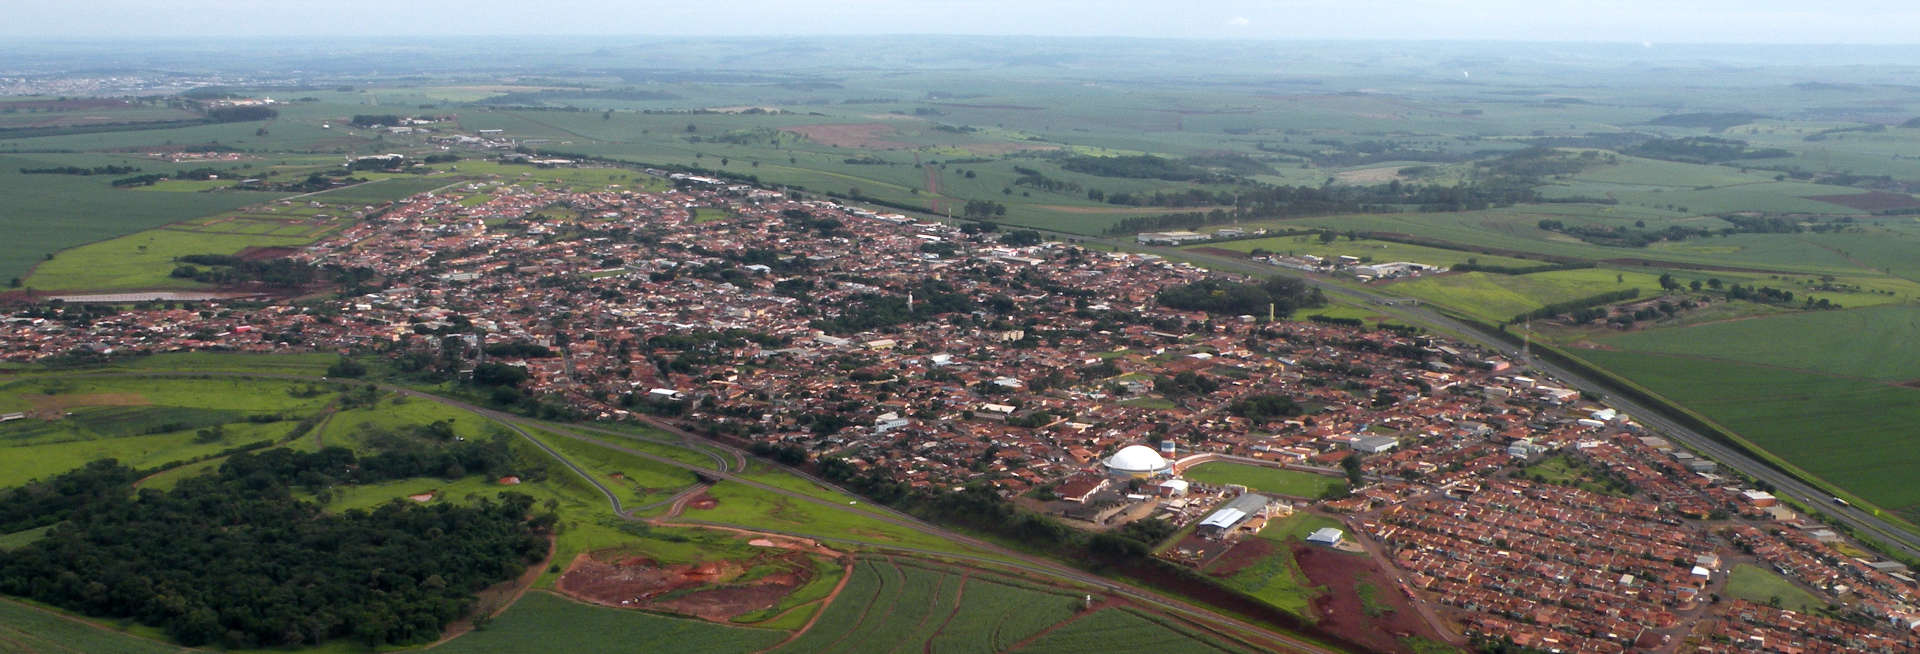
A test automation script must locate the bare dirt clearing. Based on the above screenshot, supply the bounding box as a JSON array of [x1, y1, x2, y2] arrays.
[[556, 549, 818, 622]]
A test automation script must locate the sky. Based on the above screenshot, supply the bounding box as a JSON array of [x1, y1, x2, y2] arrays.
[[10, 0, 1920, 44]]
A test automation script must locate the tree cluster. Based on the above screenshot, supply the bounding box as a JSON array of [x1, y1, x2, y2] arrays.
[[0, 445, 545, 649], [1154, 276, 1325, 318]]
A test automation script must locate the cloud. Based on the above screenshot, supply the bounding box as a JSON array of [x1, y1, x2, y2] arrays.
[[1226, 16, 1251, 27]]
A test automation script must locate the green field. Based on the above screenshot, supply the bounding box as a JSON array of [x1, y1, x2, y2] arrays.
[[1181, 462, 1345, 498], [1387, 268, 1664, 323], [1594, 305, 1920, 380], [0, 153, 293, 285], [1573, 348, 1920, 519], [1723, 564, 1828, 614], [0, 376, 338, 485], [770, 558, 1088, 654], [0, 598, 190, 654], [1014, 608, 1252, 654], [686, 481, 987, 557], [27, 222, 323, 290]]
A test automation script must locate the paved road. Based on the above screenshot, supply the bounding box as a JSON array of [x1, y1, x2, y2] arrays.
[[1096, 237, 1920, 560]]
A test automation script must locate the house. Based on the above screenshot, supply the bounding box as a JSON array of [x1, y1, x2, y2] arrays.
[[1055, 475, 1109, 503], [1307, 527, 1344, 546]]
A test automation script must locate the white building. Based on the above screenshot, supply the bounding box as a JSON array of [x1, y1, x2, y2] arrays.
[[1104, 445, 1172, 478]]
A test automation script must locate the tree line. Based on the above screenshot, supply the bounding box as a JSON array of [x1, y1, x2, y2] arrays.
[[19, 165, 139, 176]]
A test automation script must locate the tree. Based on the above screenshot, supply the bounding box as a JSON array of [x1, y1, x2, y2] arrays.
[[1658, 272, 1680, 291], [1341, 453, 1365, 488], [326, 357, 367, 378]]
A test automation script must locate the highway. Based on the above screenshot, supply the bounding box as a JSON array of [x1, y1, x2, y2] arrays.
[[1102, 237, 1920, 561]]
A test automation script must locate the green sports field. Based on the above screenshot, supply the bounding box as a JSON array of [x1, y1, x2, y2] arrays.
[[1181, 462, 1345, 498]]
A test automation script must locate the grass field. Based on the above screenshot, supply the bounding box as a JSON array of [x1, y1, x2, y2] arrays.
[[1724, 564, 1828, 614], [687, 481, 989, 557], [429, 591, 786, 654], [1180, 462, 1344, 498], [1573, 348, 1920, 519], [0, 376, 338, 484], [26, 221, 324, 290], [0, 598, 190, 654], [521, 426, 700, 506], [1386, 268, 1663, 323]]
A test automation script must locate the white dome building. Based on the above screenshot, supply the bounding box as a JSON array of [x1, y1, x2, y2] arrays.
[[1105, 445, 1172, 479]]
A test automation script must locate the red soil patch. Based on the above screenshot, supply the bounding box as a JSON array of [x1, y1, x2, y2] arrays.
[[556, 550, 816, 622], [781, 123, 912, 149], [1806, 191, 1920, 211], [687, 491, 719, 511], [1291, 541, 1440, 654], [1205, 537, 1277, 577], [1898, 379, 1920, 389], [234, 246, 299, 262]]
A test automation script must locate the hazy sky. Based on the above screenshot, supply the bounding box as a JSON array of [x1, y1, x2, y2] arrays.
[[11, 0, 1920, 43]]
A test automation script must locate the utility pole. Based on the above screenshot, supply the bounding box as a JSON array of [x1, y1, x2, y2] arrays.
[[1522, 317, 1532, 369]]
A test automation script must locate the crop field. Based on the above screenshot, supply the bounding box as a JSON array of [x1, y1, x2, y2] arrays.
[[0, 597, 190, 654], [1573, 348, 1920, 518], [430, 591, 786, 654], [0, 156, 291, 285], [1594, 305, 1920, 380], [26, 218, 328, 290], [1180, 462, 1344, 498], [769, 557, 1102, 654], [1014, 608, 1253, 654]]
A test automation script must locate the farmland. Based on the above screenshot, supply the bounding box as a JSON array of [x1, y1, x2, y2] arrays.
[[1016, 607, 1254, 654], [1572, 348, 1920, 518], [0, 597, 191, 654]]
